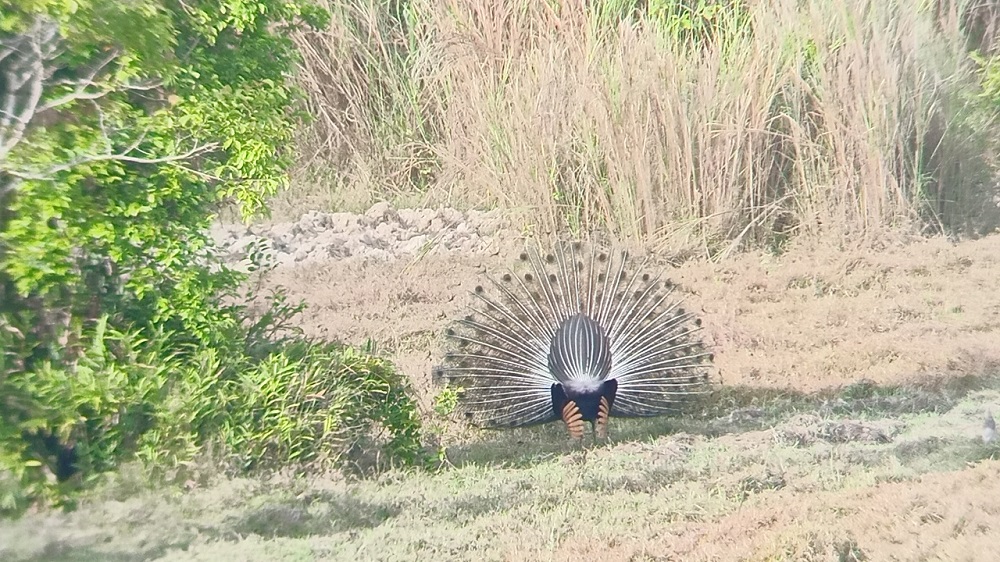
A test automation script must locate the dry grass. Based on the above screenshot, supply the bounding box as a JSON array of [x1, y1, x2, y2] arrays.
[[6, 228, 1000, 560], [256, 231, 1000, 411], [286, 0, 998, 251]]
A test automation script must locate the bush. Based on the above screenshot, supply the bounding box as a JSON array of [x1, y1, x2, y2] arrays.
[[216, 338, 423, 473], [0, 0, 422, 517], [980, 54, 1000, 106]]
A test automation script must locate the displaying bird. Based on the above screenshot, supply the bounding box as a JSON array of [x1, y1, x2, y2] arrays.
[[434, 241, 713, 439]]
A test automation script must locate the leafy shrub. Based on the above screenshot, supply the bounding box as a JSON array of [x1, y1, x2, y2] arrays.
[[980, 54, 1000, 107], [1, 318, 182, 510], [1, 309, 424, 516], [0, 0, 421, 517], [217, 339, 423, 473]]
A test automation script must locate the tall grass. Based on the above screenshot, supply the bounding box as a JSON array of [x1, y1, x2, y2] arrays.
[[292, 0, 998, 251]]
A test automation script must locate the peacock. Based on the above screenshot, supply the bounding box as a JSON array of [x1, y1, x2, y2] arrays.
[[434, 241, 714, 439]]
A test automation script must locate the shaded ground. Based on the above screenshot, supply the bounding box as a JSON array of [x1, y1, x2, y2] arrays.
[[4, 204, 1000, 561]]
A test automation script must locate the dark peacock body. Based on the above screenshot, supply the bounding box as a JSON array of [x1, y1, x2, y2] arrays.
[[435, 241, 713, 439]]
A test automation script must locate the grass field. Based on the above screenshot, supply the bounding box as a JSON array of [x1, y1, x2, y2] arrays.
[[3, 371, 998, 560], [5, 228, 1000, 561], [5, 0, 1000, 559]]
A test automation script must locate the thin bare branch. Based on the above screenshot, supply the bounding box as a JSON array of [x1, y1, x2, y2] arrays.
[[6, 142, 219, 181], [0, 18, 167, 167], [0, 19, 59, 161], [37, 49, 124, 112]]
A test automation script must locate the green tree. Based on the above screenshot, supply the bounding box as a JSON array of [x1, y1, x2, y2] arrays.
[[0, 0, 422, 515]]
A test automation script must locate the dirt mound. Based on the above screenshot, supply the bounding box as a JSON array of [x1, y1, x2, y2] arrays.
[[212, 202, 508, 268]]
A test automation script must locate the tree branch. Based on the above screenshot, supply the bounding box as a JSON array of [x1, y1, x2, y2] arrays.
[[5, 142, 220, 181], [37, 49, 124, 113], [0, 21, 55, 161], [0, 19, 157, 163], [0, 17, 220, 189]]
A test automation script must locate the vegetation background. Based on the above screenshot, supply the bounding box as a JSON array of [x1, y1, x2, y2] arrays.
[[2, 0, 1000, 559], [288, 0, 1000, 251]]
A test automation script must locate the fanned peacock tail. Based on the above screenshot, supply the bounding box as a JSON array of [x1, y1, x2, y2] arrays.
[[435, 241, 714, 438]]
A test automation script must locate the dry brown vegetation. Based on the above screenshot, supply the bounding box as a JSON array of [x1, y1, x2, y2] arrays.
[[285, 0, 998, 252]]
